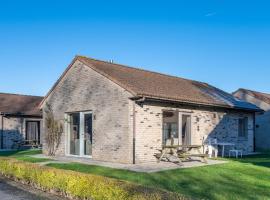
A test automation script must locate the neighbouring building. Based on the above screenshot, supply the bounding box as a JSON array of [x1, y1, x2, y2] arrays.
[[40, 56, 260, 164], [0, 93, 43, 150], [233, 89, 270, 150]]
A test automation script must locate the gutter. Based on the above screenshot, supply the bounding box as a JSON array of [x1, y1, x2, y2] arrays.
[[253, 113, 256, 152], [132, 95, 262, 113]]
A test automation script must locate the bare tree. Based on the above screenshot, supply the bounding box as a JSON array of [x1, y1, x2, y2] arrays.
[[44, 103, 63, 156]]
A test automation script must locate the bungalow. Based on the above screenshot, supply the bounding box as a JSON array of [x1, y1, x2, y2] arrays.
[[40, 56, 260, 164], [233, 88, 270, 150], [0, 93, 43, 150]]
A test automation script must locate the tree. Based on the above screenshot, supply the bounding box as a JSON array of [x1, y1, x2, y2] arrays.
[[44, 103, 63, 156]]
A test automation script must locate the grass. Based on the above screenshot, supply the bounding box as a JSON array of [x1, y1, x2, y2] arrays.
[[46, 154, 270, 200], [0, 149, 52, 163], [1, 149, 270, 199]]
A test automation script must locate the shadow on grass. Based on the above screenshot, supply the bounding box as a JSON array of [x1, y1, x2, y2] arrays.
[[16, 156, 52, 163], [0, 149, 42, 157], [226, 153, 270, 168]]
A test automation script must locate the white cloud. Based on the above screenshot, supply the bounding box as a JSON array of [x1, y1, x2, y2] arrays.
[[205, 12, 217, 17]]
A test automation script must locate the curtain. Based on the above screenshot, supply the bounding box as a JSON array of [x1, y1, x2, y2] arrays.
[[182, 115, 191, 145], [26, 122, 39, 141]]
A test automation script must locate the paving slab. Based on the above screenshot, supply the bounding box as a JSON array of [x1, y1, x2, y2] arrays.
[[32, 154, 227, 173]]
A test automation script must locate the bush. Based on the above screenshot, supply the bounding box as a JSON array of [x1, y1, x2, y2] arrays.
[[0, 158, 190, 200]]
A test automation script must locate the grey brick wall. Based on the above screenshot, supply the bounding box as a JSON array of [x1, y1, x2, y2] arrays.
[[41, 60, 255, 164], [233, 91, 270, 150], [134, 102, 254, 163], [42, 60, 133, 163], [0, 116, 42, 149]]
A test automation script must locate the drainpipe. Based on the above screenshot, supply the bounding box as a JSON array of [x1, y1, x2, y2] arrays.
[[132, 102, 136, 164], [253, 113, 256, 152], [0, 114, 4, 149]]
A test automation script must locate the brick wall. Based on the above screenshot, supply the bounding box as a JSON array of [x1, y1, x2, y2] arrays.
[[233, 91, 270, 150], [134, 102, 254, 163], [41, 60, 255, 164], [42, 60, 133, 163], [0, 116, 42, 149]]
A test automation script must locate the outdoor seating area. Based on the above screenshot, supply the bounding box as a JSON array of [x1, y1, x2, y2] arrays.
[[156, 144, 208, 165], [229, 149, 243, 158], [155, 136, 243, 165], [11, 139, 41, 150], [202, 136, 245, 158]]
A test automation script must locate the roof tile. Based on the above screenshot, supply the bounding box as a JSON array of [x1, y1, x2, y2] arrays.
[[0, 93, 43, 116], [77, 56, 259, 111]]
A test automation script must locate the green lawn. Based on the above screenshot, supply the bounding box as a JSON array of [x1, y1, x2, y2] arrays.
[[47, 154, 270, 200], [0, 149, 52, 163], [1, 149, 270, 199]]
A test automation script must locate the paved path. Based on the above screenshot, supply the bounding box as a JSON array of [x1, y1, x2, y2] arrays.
[[32, 154, 227, 173], [0, 176, 65, 200]]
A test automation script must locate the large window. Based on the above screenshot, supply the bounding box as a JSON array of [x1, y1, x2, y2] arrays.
[[25, 121, 40, 145], [163, 111, 178, 145], [238, 117, 248, 138]]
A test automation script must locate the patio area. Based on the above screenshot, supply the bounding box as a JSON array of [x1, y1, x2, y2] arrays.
[[31, 154, 227, 173]]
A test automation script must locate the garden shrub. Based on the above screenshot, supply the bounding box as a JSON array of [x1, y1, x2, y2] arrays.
[[0, 158, 190, 200]]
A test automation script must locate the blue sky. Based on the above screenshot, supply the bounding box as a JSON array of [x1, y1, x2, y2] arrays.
[[0, 0, 269, 96]]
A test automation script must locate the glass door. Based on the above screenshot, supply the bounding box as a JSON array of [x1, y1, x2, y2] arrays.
[[83, 113, 92, 156], [69, 113, 80, 155], [68, 112, 92, 157], [180, 114, 191, 145], [162, 111, 179, 145]]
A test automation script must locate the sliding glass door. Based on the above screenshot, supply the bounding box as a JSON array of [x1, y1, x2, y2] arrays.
[[84, 113, 92, 156], [181, 114, 191, 145], [68, 111, 92, 157], [69, 113, 80, 155], [162, 111, 179, 145], [162, 111, 192, 146]]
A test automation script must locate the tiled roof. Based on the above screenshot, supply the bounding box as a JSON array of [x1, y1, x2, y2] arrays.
[[77, 56, 259, 111], [233, 88, 270, 105], [0, 93, 43, 116], [41, 56, 260, 112]]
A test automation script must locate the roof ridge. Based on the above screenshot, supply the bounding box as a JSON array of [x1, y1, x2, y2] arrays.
[[77, 55, 207, 85], [239, 88, 270, 96], [0, 92, 43, 98]]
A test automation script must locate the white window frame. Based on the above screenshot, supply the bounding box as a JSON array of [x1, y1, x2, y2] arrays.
[[65, 111, 93, 158]]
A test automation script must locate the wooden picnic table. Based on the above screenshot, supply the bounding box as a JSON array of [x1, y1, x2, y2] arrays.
[[157, 144, 208, 164], [12, 139, 40, 149], [24, 140, 40, 148]]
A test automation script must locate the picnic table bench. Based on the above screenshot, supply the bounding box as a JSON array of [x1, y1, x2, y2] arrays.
[[11, 139, 40, 149], [156, 144, 208, 165]]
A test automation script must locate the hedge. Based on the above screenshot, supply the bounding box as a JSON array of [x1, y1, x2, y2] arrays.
[[0, 158, 190, 200]]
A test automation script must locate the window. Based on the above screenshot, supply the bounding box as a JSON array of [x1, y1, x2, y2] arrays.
[[163, 111, 178, 145], [163, 122, 178, 140], [25, 121, 40, 145], [238, 117, 248, 138]]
